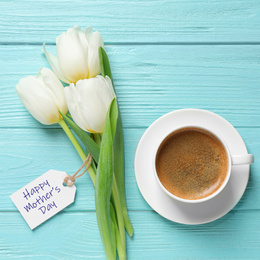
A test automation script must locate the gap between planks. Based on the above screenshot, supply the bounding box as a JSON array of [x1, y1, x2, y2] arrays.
[[0, 209, 259, 213], [2, 42, 260, 46]]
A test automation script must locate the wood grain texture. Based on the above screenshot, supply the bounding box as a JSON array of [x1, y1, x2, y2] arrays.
[[1, 211, 260, 259], [1, 0, 260, 43], [1, 45, 260, 128], [2, 127, 258, 212], [1, 0, 260, 259]]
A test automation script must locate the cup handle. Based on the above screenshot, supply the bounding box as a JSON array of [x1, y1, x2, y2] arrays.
[[231, 154, 254, 165]]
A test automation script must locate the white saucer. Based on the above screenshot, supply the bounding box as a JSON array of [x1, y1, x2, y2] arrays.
[[134, 109, 251, 225]]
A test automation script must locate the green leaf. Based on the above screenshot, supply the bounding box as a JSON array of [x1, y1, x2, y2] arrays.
[[113, 110, 133, 237], [99, 46, 112, 80], [95, 99, 117, 260], [110, 98, 117, 139], [59, 111, 100, 164], [99, 46, 133, 237]]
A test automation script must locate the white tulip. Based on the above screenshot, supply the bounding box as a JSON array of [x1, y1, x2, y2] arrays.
[[43, 25, 104, 84], [64, 75, 116, 133], [16, 68, 68, 125]]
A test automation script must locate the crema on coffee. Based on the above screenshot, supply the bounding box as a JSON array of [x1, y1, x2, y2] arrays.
[[155, 127, 228, 200]]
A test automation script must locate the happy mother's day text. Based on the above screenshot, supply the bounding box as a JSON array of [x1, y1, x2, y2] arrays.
[[22, 180, 61, 214]]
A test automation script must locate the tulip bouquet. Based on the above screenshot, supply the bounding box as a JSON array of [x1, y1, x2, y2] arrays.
[[16, 26, 133, 260]]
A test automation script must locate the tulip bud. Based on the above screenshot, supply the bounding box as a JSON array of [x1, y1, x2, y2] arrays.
[[64, 75, 116, 133], [16, 68, 68, 125], [43, 25, 104, 84]]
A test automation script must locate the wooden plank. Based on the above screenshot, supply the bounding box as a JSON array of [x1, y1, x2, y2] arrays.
[[0, 211, 260, 259], [1, 45, 260, 128], [1, 0, 260, 43], [2, 127, 258, 212]]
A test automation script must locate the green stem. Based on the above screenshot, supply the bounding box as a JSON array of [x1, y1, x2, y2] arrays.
[[60, 118, 121, 258], [59, 119, 96, 185], [111, 174, 126, 254], [110, 203, 125, 260], [93, 133, 102, 146]]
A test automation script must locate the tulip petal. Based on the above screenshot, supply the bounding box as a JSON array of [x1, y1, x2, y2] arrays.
[[104, 76, 116, 99], [16, 76, 61, 125], [64, 84, 92, 132], [85, 27, 104, 78], [37, 68, 68, 115], [76, 79, 103, 132], [74, 25, 90, 51], [77, 76, 116, 133], [64, 76, 115, 133], [56, 27, 89, 83], [43, 43, 70, 84]]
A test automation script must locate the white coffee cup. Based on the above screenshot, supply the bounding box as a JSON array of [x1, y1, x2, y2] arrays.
[[153, 125, 254, 204]]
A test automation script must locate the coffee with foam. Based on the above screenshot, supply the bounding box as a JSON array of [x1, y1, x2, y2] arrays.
[[155, 127, 228, 200]]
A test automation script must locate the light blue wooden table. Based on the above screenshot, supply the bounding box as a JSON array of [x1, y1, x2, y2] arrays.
[[1, 1, 260, 259]]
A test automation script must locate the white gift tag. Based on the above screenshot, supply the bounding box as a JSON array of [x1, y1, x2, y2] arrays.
[[10, 169, 76, 230]]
